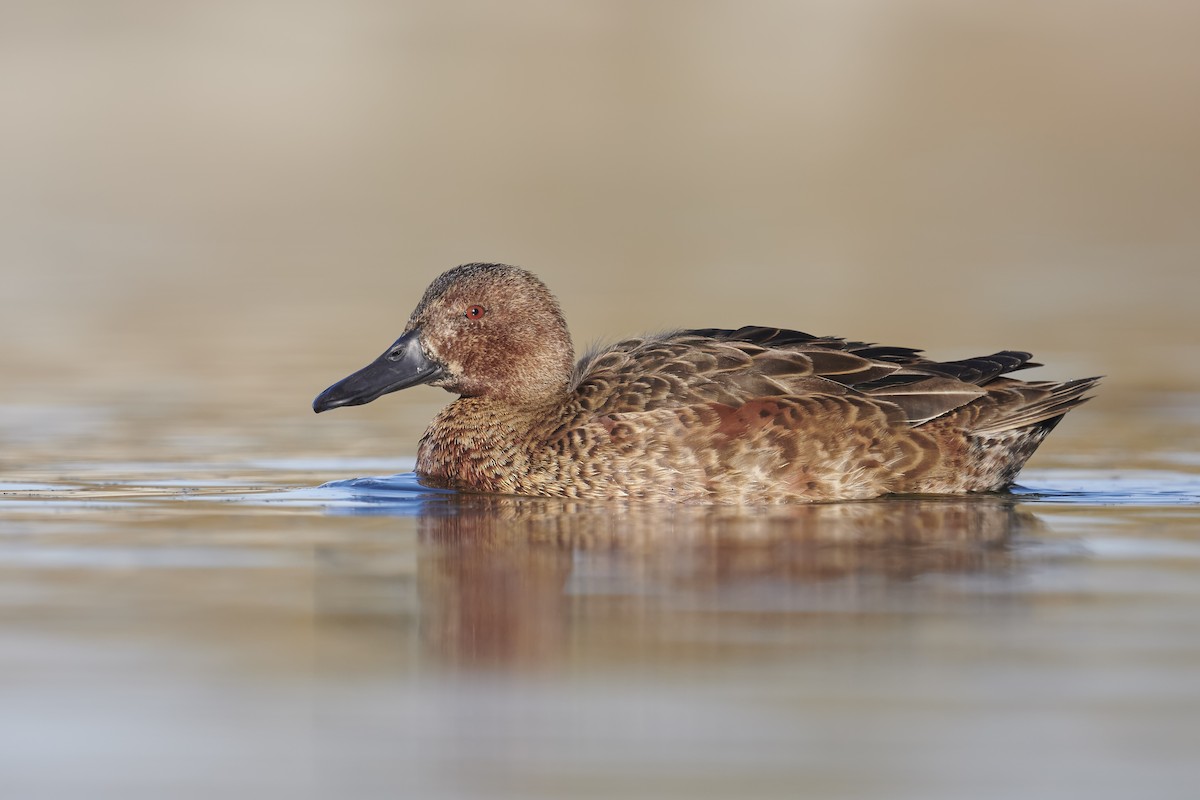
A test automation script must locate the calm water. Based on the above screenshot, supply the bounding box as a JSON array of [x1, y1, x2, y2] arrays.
[[1, 394, 1198, 800], [4, 3, 1199, 797]]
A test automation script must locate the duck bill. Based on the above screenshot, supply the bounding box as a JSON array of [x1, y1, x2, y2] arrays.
[[313, 329, 443, 413]]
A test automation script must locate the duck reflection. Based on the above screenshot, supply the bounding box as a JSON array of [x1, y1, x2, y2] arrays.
[[411, 493, 1042, 668]]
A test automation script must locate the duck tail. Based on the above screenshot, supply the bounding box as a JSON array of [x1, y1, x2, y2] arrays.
[[900, 376, 1101, 494], [972, 376, 1101, 438]]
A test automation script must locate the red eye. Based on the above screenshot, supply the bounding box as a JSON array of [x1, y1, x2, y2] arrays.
[[466, 305, 486, 319]]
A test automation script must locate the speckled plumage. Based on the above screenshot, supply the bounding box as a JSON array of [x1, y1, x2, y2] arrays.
[[315, 263, 1098, 503]]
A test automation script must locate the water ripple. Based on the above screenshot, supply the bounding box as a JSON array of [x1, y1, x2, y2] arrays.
[[1014, 469, 1200, 506]]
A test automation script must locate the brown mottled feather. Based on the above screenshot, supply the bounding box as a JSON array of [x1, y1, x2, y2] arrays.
[[316, 264, 1098, 503]]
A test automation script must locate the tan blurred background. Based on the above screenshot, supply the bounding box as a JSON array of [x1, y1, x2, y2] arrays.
[[2, 0, 1198, 447]]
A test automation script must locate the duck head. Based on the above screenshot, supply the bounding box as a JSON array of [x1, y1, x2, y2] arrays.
[[313, 263, 576, 412]]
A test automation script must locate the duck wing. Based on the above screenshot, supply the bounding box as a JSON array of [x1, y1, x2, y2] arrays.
[[572, 326, 1041, 426]]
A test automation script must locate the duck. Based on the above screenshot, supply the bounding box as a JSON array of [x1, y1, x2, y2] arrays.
[[313, 263, 1098, 503]]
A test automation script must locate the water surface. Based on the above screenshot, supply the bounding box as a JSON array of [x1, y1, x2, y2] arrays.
[[2, 396, 1198, 800]]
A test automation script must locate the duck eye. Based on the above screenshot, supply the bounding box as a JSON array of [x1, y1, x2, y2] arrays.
[[466, 305, 486, 319]]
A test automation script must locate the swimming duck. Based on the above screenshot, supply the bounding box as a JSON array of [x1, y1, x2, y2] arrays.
[[314, 263, 1097, 503]]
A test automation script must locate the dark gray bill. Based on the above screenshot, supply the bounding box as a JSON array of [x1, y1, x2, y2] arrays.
[[313, 329, 442, 413]]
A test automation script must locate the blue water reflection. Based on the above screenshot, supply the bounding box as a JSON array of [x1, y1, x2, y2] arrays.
[[294, 468, 1200, 518], [318, 473, 456, 515], [1013, 470, 1200, 506]]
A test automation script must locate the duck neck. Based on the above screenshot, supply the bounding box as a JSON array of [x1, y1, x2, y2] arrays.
[[414, 394, 571, 492]]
